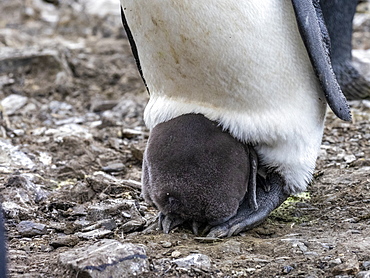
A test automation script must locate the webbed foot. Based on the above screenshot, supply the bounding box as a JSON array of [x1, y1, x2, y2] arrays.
[[335, 61, 370, 100], [207, 173, 289, 238]]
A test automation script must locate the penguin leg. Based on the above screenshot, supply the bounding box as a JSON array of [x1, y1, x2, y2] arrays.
[[207, 173, 289, 238], [320, 0, 370, 100]]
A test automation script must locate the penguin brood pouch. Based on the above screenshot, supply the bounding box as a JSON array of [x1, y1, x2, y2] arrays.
[[120, 0, 351, 237]]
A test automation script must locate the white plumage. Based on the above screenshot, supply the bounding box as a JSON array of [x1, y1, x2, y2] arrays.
[[120, 0, 328, 194]]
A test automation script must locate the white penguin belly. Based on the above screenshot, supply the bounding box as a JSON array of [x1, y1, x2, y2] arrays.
[[121, 0, 327, 193]]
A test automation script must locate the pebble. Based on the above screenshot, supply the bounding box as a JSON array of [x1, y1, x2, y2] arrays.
[[329, 258, 343, 267], [282, 265, 294, 274], [171, 251, 182, 258], [1, 94, 28, 116], [76, 228, 112, 240], [17, 221, 47, 237], [246, 268, 257, 273], [172, 254, 211, 271], [161, 241, 172, 248], [357, 271, 370, 278], [90, 99, 118, 112], [102, 162, 126, 173], [50, 235, 80, 248], [58, 240, 150, 278], [49, 100, 73, 114], [297, 241, 308, 252], [363, 261, 370, 270]]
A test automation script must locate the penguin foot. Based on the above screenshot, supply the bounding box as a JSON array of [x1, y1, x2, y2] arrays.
[[206, 173, 289, 238], [334, 61, 370, 100]]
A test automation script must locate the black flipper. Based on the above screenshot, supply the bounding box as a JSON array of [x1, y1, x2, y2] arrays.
[[320, 0, 370, 100], [207, 173, 289, 238], [120, 6, 148, 92], [291, 0, 351, 121]]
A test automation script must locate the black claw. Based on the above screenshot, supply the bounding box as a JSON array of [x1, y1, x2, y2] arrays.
[[192, 221, 201, 236], [257, 173, 271, 193], [159, 213, 185, 233]]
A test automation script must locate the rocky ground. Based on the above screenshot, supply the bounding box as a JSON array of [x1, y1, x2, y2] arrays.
[[0, 1, 370, 277]]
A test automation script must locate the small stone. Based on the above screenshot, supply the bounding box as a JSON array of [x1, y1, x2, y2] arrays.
[[1, 94, 28, 116], [49, 100, 73, 114], [282, 265, 294, 274], [90, 99, 118, 112], [76, 228, 112, 240], [363, 261, 370, 270], [357, 271, 370, 278], [173, 254, 211, 270], [102, 162, 126, 173], [50, 235, 80, 248], [321, 243, 335, 250], [161, 241, 172, 248], [344, 154, 356, 163], [12, 129, 25, 137], [246, 268, 256, 273], [329, 258, 343, 267], [17, 221, 47, 237], [171, 251, 182, 258], [297, 242, 308, 252]]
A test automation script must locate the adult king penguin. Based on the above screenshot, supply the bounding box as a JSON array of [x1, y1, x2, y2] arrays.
[[120, 0, 351, 237]]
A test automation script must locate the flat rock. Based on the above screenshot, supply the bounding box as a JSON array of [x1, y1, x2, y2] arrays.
[[17, 221, 47, 237], [58, 240, 150, 278], [1, 94, 28, 116], [50, 235, 80, 248], [75, 228, 112, 240], [0, 140, 35, 170]]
